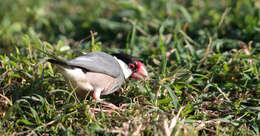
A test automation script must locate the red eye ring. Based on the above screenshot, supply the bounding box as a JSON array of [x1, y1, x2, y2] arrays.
[[137, 61, 142, 69]]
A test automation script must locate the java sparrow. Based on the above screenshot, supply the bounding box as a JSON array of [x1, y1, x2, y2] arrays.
[[48, 52, 148, 108]]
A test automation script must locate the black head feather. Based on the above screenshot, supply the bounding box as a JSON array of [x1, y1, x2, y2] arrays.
[[111, 53, 137, 66]]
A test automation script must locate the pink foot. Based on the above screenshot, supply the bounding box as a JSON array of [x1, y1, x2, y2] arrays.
[[93, 90, 127, 110], [102, 101, 127, 110]]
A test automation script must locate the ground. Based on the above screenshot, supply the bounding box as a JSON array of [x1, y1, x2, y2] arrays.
[[0, 0, 260, 135]]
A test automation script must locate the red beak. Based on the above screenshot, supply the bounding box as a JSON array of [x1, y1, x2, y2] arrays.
[[131, 61, 148, 80]]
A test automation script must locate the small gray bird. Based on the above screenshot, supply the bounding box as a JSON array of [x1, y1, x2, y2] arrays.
[[48, 52, 148, 108]]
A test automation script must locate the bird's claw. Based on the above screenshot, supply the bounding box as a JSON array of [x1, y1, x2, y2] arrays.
[[119, 104, 127, 109], [102, 102, 127, 110]]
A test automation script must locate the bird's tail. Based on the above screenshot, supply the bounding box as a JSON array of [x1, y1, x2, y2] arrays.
[[47, 59, 68, 66]]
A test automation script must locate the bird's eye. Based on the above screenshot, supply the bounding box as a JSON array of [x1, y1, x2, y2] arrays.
[[128, 63, 135, 70]]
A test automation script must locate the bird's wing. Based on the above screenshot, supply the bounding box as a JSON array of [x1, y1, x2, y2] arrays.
[[66, 52, 122, 78]]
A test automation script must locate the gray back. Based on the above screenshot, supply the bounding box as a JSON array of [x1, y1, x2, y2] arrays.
[[67, 52, 123, 78]]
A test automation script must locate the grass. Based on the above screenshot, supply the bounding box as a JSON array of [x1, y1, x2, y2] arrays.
[[0, 0, 260, 135]]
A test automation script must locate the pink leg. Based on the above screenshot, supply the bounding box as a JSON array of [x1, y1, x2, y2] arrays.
[[93, 89, 126, 110], [93, 89, 102, 101]]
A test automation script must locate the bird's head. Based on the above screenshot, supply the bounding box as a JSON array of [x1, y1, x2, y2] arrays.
[[112, 53, 148, 80]]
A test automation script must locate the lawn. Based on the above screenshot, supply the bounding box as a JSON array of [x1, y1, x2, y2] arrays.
[[0, 0, 260, 135]]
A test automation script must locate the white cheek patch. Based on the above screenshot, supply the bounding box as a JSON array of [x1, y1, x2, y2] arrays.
[[114, 57, 133, 79]]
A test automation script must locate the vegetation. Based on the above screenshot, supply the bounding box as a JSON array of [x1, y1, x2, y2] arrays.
[[0, 0, 260, 135]]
